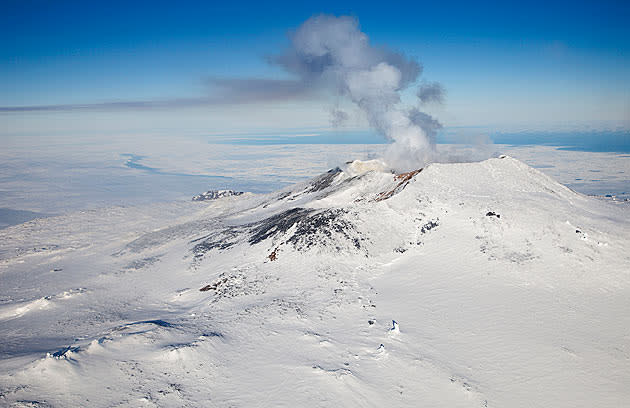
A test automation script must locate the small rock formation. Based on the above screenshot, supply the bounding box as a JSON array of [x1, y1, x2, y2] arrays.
[[389, 320, 400, 334], [268, 247, 278, 261], [192, 190, 244, 201], [376, 169, 423, 201]]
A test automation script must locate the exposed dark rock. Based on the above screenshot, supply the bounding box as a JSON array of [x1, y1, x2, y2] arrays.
[[420, 220, 439, 233], [201, 271, 268, 302], [192, 190, 244, 201], [285, 209, 359, 250], [200, 332, 224, 338], [200, 277, 228, 292], [304, 167, 342, 193], [248, 207, 362, 252], [376, 169, 423, 201], [191, 228, 239, 259], [123, 255, 162, 271], [280, 168, 343, 201], [248, 208, 314, 245], [51, 346, 80, 358], [268, 247, 278, 261], [486, 211, 500, 218]]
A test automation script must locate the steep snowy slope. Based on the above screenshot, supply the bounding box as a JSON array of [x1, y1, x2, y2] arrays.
[[0, 157, 629, 407]]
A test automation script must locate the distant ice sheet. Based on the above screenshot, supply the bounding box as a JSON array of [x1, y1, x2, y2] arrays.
[[0, 135, 628, 217]]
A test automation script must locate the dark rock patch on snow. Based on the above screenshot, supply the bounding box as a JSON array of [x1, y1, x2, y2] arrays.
[[420, 220, 439, 233], [191, 228, 239, 259], [304, 167, 342, 193], [192, 190, 244, 201], [284, 209, 360, 251], [248, 208, 314, 245]]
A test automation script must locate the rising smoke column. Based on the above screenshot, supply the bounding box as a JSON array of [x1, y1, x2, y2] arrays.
[[273, 14, 444, 171]]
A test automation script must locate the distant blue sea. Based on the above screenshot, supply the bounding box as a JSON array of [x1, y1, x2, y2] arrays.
[[487, 130, 630, 153], [214, 129, 630, 153]]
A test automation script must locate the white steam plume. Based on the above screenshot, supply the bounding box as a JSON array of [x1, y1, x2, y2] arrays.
[[273, 14, 442, 171]]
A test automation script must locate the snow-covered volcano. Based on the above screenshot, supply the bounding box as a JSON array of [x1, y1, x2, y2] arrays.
[[1, 157, 629, 407]]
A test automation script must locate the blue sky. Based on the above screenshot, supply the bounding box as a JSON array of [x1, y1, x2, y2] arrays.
[[1, 0, 629, 136]]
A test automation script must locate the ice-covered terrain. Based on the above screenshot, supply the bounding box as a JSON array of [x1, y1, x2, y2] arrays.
[[1, 157, 629, 407]]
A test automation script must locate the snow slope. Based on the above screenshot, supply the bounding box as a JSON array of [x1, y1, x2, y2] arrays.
[[0, 157, 629, 407]]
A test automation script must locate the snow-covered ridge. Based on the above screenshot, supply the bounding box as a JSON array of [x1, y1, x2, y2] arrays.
[[0, 157, 629, 407]]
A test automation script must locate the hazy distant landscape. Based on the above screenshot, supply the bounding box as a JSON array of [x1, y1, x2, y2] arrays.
[[1, 129, 628, 224]]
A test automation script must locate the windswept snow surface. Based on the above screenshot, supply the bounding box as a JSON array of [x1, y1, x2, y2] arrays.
[[0, 157, 629, 407]]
